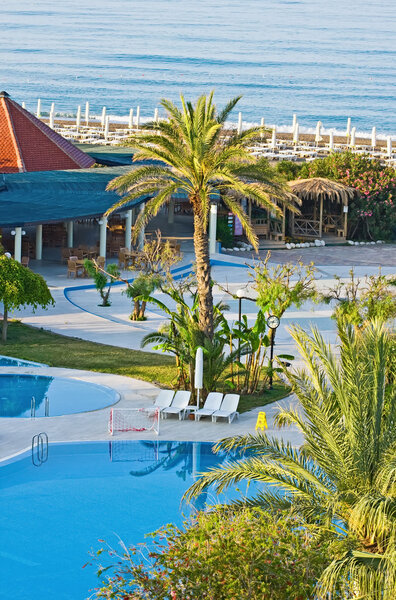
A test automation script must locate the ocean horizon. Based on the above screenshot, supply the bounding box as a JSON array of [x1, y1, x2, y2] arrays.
[[0, 0, 395, 136]]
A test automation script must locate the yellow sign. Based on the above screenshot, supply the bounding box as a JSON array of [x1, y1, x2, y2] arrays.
[[255, 411, 268, 431]]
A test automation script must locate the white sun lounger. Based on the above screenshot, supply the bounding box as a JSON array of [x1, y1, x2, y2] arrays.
[[153, 389, 175, 412], [194, 392, 223, 421], [161, 390, 191, 420], [211, 394, 240, 424]]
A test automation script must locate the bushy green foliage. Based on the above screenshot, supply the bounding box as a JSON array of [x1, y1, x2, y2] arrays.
[[275, 160, 303, 181], [300, 151, 396, 240], [216, 215, 234, 248], [84, 260, 120, 306], [0, 255, 54, 341], [92, 508, 331, 600]]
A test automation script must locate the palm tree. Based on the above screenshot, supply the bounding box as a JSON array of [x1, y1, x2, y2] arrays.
[[185, 320, 396, 599], [105, 92, 296, 339]]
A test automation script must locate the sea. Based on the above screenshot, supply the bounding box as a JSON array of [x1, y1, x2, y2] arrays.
[[0, 0, 395, 137]]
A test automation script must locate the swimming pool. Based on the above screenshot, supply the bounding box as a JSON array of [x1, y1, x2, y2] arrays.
[[0, 441, 238, 600], [0, 355, 47, 367], [0, 374, 119, 417]]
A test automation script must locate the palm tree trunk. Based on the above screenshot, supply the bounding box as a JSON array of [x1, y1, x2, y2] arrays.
[[2, 305, 8, 342], [192, 210, 214, 339]]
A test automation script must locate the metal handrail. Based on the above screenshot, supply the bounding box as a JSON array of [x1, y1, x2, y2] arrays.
[[31, 396, 36, 418], [32, 432, 48, 467], [44, 396, 49, 417]]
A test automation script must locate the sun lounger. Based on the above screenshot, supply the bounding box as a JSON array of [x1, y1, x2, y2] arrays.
[[194, 392, 223, 421], [211, 394, 240, 424], [153, 389, 175, 412], [161, 391, 191, 420]]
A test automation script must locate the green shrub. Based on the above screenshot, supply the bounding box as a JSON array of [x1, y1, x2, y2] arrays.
[[216, 216, 234, 247], [92, 508, 331, 600]]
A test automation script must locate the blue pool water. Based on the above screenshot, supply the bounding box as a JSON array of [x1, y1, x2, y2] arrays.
[[0, 441, 238, 600], [0, 374, 119, 417], [0, 355, 46, 367]]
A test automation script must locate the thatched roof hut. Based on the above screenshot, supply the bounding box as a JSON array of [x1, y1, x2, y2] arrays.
[[287, 177, 355, 205], [286, 177, 356, 238]]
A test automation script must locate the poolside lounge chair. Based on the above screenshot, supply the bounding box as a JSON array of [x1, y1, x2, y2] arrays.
[[194, 392, 223, 421], [153, 389, 175, 412], [161, 391, 191, 420], [211, 394, 240, 424]]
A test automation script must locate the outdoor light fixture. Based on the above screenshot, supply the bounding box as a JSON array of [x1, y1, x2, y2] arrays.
[[4, 252, 11, 258], [98, 219, 104, 225], [267, 315, 280, 389], [11, 230, 15, 236]]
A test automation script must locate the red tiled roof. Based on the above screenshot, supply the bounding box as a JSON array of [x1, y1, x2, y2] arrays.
[[0, 92, 95, 173]]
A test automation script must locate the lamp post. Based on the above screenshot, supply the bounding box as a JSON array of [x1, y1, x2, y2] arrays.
[[236, 288, 245, 361], [266, 315, 280, 389]]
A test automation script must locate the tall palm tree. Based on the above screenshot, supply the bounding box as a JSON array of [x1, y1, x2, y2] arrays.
[[185, 320, 396, 599], [105, 92, 296, 339]]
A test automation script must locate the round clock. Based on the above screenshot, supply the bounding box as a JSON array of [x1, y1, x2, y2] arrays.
[[267, 315, 280, 329]]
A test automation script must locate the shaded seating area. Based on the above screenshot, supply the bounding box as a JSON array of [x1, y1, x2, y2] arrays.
[[287, 178, 355, 239]]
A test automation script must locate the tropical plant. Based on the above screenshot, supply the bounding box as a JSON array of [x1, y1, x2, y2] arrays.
[[91, 508, 331, 600], [105, 92, 297, 338], [186, 320, 396, 599], [84, 260, 120, 306], [0, 255, 54, 341], [125, 273, 161, 321], [323, 268, 396, 326]]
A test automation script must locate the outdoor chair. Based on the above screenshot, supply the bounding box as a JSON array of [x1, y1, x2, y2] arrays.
[[153, 389, 175, 413], [61, 247, 72, 264], [96, 256, 105, 269], [161, 391, 191, 420], [67, 259, 84, 278], [21, 256, 30, 268], [194, 392, 223, 421], [211, 394, 240, 424]]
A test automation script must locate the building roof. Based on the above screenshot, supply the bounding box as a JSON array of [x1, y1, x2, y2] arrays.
[[0, 91, 95, 173], [0, 166, 148, 227]]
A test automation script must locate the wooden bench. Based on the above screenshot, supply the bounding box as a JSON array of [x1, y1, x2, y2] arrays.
[[253, 224, 269, 238]]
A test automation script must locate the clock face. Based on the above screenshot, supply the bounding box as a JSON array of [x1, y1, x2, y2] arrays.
[[267, 315, 280, 329]]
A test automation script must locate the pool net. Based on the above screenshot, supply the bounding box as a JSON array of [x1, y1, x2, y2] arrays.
[[108, 407, 160, 436]]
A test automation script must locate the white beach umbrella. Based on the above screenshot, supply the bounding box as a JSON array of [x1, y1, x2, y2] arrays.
[[371, 127, 376, 148], [76, 105, 81, 131], [36, 99, 41, 118], [271, 126, 277, 149], [49, 110, 55, 129], [350, 126, 356, 147], [154, 107, 159, 123], [328, 130, 334, 151], [260, 117, 265, 138], [50, 102, 55, 114], [136, 105, 140, 129], [128, 108, 134, 130], [292, 113, 297, 130], [293, 122, 299, 144], [346, 117, 351, 139], [194, 347, 204, 409], [85, 101, 89, 125], [237, 111, 242, 135], [101, 106, 106, 129], [315, 121, 322, 144], [22, 101, 26, 109], [387, 136, 392, 157], [104, 115, 110, 140]]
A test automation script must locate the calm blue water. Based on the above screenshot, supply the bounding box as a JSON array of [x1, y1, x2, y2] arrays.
[[0, 0, 395, 133], [0, 441, 241, 600], [0, 374, 119, 417]]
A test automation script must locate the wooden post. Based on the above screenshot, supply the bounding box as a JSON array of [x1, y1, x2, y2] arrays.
[[319, 196, 323, 238], [282, 204, 286, 239], [343, 204, 348, 237]]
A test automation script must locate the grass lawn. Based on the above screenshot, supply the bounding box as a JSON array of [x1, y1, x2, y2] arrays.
[[1, 321, 291, 412]]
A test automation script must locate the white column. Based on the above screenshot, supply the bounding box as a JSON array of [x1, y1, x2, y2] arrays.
[[49, 110, 55, 129], [168, 198, 175, 224], [237, 111, 242, 134], [99, 217, 108, 258], [209, 203, 217, 256], [346, 117, 351, 139], [22, 101, 26, 109], [371, 127, 376, 148], [14, 227, 22, 262], [292, 113, 297, 130], [137, 203, 145, 250], [125, 210, 132, 250], [136, 106, 140, 129], [154, 107, 159, 123], [67, 221, 74, 248], [387, 136, 392, 157], [328, 130, 334, 151], [36, 224, 43, 260]]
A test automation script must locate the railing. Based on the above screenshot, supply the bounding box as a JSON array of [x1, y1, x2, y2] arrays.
[[31, 396, 49, 417], [32, 432, 48, 467], [293, 218, 320, 237]]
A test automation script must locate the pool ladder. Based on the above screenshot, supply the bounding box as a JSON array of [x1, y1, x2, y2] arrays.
[[32, 432, 48, 467], [30, 396, 49, 418]]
